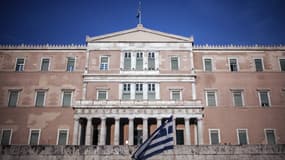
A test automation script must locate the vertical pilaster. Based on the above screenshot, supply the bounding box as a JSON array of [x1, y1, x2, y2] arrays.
[[192, 83, 196, 100], [143, 83, 148, 100], [154, 52, 159, 70], [131, 52, 136, 70], [143, 118, 148, 142], [114, 117, 120, 145], [155, 83, 160, 100], [128, 118, 134, 145], [99, 117, 106, 145], [143, 52, 148, 70], [82, 82, 87, 100], [85, 117, 92, 145], [197, 118, 204, 145], [131, 83, 135, 100], [72, 117, 79, 145], [184, 117, 191, 145]]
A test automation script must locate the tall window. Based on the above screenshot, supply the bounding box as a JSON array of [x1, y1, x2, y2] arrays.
[[15, 58, 25, 72], [122, 84, 131, 100], [258, 90, 270, 107], [176, 129, 184, 145], [229, 58, 238, 72], [35, 90, 45, 107], [148, 52, 155, 70], [148, 83, 156, 100], [136, 52, 143, 70], [1, 129, 12, 145], [254, 58, 263, 72], [8, 90, 19, 107], [279, 58, 285, 71], [62, 90, 72, 107], [100, 56, 109, 70], [232, 90, 244, 107], [171, 90, 181, 100], [171, 57, 179, 70], [265, 129, 276, 144], [29, 129, 40, 145], [135, 83, 143, 100], [209, 129, 220, 145], [66, 57, 75, 72], [97, 90, 107, 100], [206, 91, 217, 106], [41, 58, 50, 71], [124, 52, 131, 70], [57, 129, 68, 145], [204, 58, 213, 72], [237, 129, 248, 145]]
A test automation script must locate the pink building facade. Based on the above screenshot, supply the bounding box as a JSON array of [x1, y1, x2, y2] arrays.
[[0, 25, 285, 146]]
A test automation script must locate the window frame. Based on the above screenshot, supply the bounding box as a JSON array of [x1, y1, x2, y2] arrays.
[[231, 90, 244, 107], [205, 90, 218, 107], [237, 128, 249, 145], [170, 56, 179, 70], [208, 129, 221, 145], [15, 57, 25, 72], [61, 89, 73, 107], [66, 57, 76, 72], [253, 58, 264, 72], [35, 90, 47, 107], [147, 83, 156, 100], [136, 52, 144, 70], [56, 129, 69, 145], [278, 57, 285, 72], [170, 89, 182, 101], [97, 90, 108, 100], [40, 57, 50, 71], [122, 83, 131, 100], [99, 56, 109, 71], [228, 57, 239, 72], [28, 129, 41, 145], [203, 57, 213, 72], [8, 89, 20, 107], [0, 129, 13, 145], [176, 128, 184, 145], [258, 90, 271, 107], [148, 52, 155, 70], [264, 128, 277, 144], [135, 83, 144, 100]]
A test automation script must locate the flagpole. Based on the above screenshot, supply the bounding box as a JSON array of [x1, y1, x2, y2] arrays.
[[139, 1, 142, 24]]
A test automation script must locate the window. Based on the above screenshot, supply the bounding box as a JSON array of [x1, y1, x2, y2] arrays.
[[62, 90, 72, 107], [254, 58, 263, 72], [171, 90, 181, 100], [124, 52, 131, 70], [66, 57, 75, 72], [29, 129, 40, 145], [135, 83, 143, 100], [237, 129, 248, 145], [41, 58, 50, 71], [258, 90, 270, 107], [229, 58, 238, 72], [206, 91, 217, 106], [209, 129, 220, 145], [265, 129, 276, 144], [15, 58, 25, 72], [1, 129, 12, 145], [171, 57, 179, 70], [148, 52, 155, 70], [8, 90, 19, 107], [97, 90, 107, 100], [35, 90, 46, 107], [204, 58, 213, 72], [136, 52, 143, 70], [232, 90, 244, 107], [176, 129, 184, 145], [148, 83, 156, 100], [122, 84, 131, 100], [279, 58, 285, 71], [57, 129, 68, 145], [100, 56, 109, 70]]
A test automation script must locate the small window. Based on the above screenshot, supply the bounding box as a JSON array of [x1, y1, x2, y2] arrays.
[[100, 56, 109, 70], [135, 83, 143, 100], [206, 91, 217, 106], [148, 52, 155, 70], [66, 57, 75, 72], [279, 58, 285, 71], [124, 53, 131, 70], [258, 91, 270, 107], [62, 90, 72, 107], [148, 83, 156, 100], [265, 129, 276, 144], [41, 58, 50, 71], [8, 90, 19, 107], [237, 129, 248, 145], [136, 52, 143, 70], [171, 57, 179, 70], [232, 90, 244, 107], [176, 129, 184, 145], [35, 91, 45, 107], [57, 129, 68, 145], [122, 84, 131, 100], [171, 90, 181, 100], [204, 58, 212, 72], [1, 129, 12, 145], [209, 129, 220, 145], [15, 58, 25, 72], [229, 58, 238, 72], [29, 129, 40, 145], [97, 90, 107, 100], [254, 58, 263, 72]]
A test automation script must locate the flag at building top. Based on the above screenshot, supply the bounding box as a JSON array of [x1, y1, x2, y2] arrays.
[[131, 115, 174, 160]]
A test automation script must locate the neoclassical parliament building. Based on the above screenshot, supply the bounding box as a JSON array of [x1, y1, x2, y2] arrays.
[[0, 24, 285, 146]]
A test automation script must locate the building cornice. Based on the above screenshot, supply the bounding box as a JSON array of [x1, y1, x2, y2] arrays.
[[0, 44, 87, 50], [193, 44, 285, 51]]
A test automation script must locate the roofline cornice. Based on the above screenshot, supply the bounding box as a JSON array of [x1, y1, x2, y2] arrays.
[[0, 44, 87, 50], [193, 44, 285, 51]]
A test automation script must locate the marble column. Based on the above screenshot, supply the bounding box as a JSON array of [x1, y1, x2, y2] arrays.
[[85, 117, 92, 145], [114, 117, 120, 145], [197, 118, 204, 145], [157, 118, 162, 127], [143, 118, 148, 142], [128, 117, 134, 145], [184, 118, 191, 145], [72, 117, 79, 145], [99, 118, 106, 145]]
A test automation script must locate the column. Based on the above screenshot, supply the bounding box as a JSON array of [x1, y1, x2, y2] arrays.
[[192, 83, 196, 100], [143, 83, 148, 100], [173, 117, 176, 145], [72, 117, 79, 145], [143, 118, 148, 142], [130, 83, 135, 100], [143, 52, 148, 70], [114, 117, 120, 145], [157, 118, 162, 127], [131, 52, 136, 70], [82, 82, 87, 100], [85, 117, 92, 145], [197, 118, 204, 145], [154, 52, 159, 70], [184, 118, 191, 145], [128, 118, 134, 145], [155, 83, 160, 100], [99, 118, 106, 145]]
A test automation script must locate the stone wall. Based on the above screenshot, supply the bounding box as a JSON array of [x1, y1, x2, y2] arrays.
[[1, 145, 285, 160]]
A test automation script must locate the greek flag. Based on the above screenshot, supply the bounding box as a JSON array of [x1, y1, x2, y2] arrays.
[[131, 115, 174, 160]]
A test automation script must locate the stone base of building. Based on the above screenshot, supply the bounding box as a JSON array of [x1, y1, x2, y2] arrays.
[[1, 145, 284, 160]]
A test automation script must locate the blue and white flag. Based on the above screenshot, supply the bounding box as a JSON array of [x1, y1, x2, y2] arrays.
[[131, 115, 174, 160]]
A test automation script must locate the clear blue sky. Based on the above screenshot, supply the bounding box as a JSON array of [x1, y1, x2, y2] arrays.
[[1, 0, 285, 45]]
